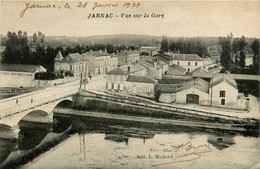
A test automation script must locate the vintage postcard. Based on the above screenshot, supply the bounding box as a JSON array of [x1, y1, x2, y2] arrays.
[[0, 0, 260, 169]]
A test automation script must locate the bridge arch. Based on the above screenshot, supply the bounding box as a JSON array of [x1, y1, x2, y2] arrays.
[[0, 97, 74, 128]]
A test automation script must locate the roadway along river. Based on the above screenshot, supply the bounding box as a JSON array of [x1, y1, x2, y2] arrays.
[[0, 109, 259, 169]]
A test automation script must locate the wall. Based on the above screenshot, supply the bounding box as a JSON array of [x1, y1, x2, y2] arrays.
[[130, 69, 147, 76], [125, 81, 155, 98], [176, 87, 209, 105], [0, 71, 35, 87], [210, 81, 238, 109], [173, 61, 203, 72], [159, 93, 176, 103], [33, 76, 75, 87]]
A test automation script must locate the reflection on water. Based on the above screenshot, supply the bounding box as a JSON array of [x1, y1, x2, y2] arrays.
[[18, 127, 48, 151], [0, 112, 259, 169], [0, 138, 17, 164]]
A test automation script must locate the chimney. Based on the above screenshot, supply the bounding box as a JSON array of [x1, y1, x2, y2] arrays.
[[128, 66, 131, 72]]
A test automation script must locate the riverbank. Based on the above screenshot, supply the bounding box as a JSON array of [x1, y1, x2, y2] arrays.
[[74, 89, 259, 131], [0, 125, 73, 169]]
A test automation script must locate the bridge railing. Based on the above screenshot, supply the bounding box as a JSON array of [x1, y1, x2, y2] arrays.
[[0, 85, 79, 119]]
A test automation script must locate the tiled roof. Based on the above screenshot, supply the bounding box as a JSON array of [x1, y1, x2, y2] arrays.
[[126, 75, 156, 83], [86, 51, 110, 57], [192, 67, 208, 76], [158, 79, 186, 84], [210, 75, 237, 90], [106, 67, 128, 75], [173, 54, 202, 61], [167, 64, 186, 75], [178, 78, 209, 93], [157, 84, 179, 93], [0, 64, 45, 73], [120, 64, 147, 74], [139, 59, 163, 69], [154, 54, 170, 63], [55, 51, 63, 60]]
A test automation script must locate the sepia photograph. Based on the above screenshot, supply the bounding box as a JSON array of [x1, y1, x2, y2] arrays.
[[0, 0, 260, 168]]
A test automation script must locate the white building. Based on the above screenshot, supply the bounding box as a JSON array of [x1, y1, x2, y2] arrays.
[[172, 54, 204, 72], [0, 63, 47, 87], [54, 52, 89, 79], [175, 78, 210, 105], [209, 75, 238, 109]]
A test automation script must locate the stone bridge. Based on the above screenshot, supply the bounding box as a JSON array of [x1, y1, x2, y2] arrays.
[[0, 81, 79, 129]]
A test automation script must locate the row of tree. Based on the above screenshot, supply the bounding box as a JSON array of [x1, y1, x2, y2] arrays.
[[160, 36, 210, 57], [2, 31, 139, 71], [218, 33, 259, 75]]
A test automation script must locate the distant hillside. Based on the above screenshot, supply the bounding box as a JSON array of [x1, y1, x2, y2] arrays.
[[1, 34, 258, 52], [43, 34, 163, 47]]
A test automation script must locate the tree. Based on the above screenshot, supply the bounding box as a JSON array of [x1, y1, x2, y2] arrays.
[[160, 36, 168, 53], [2, 31, 30, 64], [218, 34, 232, 70], [251, 39, 259, 74], [232, 36, 247, 69]]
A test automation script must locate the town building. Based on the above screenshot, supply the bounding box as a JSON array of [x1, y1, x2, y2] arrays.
[[125, 75, 156, 98], [157, 79, 185, 103], [166, 64, 186, 76], [116, 51, 140, 66], [209, 75, 239, 109], [171, 54, 204, 72], [82, 50, 118, 75], [0, 63, 47, 87], [106, 64, 156, 98], [139, 58, 164, 79], [54, 51, 89, 79], [158, 74, 249, 110], [175, 78, 210, 105]]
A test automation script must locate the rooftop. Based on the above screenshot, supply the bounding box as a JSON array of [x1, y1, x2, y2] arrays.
[[126, 75, 156, 83], [157, 84, 179, 93], [173, 54, 202, 61], [178, 78, 209, 93], [192, 67, 209, 76], [0, 63, 45, 73], [210, 75, 237, 90], [167, 64, 186, 75], [106, 63, 146, 75], [158, 78, 186, 84], [139, 58, 164, 69]]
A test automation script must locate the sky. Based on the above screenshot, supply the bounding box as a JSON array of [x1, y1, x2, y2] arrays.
[[1, 1, 260, 38]]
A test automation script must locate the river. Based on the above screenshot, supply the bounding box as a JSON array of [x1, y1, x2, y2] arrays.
[[0, 109, 259, 169]]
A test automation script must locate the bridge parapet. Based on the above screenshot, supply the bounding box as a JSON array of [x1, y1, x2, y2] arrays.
[[0, 83, 79, 119]]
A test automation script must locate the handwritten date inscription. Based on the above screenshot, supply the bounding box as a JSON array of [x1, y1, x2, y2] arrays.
[[20, 2, 141, 18]]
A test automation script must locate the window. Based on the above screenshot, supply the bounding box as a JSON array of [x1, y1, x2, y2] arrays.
[[70, 65, 72, 71], [107, 82, 112, 89], [114, 83, 118, 90], [188, 68, 190, 72], [188, 62, 190, 66], [147, 85, 151, 92], [195, 62, 198, 66], [80, 63, 83, 70], [177, 62, 180, 65], [119, 83, 124, 91], [221, 99, 225, 105], [220, 90, 226, 97]]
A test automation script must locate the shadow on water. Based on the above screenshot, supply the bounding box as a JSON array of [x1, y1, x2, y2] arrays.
[[1, 107, 259, 168]]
